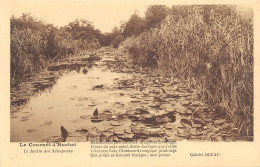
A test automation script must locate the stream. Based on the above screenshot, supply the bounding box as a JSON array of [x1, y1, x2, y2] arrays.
[[10, 47, 236, 142]]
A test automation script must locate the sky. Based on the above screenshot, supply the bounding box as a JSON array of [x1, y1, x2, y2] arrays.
[[9, 0, 177, 33], [9, 0, 253, 33]]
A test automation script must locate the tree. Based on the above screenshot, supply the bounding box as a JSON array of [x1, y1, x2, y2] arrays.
[[65, 19, 98, 41], [145, 5, 169, 28], [123, 12, 145, 37]]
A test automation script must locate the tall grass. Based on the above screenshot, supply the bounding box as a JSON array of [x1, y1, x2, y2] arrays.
[[11, 14, 101, 85], [122, 5, 253, 138]]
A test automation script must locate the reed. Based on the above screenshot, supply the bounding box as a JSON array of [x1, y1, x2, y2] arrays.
[[123, 5, 253, 138]]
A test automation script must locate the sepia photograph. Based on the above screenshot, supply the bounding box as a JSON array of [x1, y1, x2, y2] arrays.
[[9, 2, 254, 143], [1, 0, 260, 166]]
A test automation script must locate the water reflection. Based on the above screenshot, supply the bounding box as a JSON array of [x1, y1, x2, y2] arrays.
[[11, 62, 97, 106], [10, 61, 132, 142]]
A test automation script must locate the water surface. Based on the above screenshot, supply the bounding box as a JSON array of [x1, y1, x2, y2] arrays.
[[11, 57, 132, 142]]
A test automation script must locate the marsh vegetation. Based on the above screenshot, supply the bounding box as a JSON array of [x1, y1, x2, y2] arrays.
[[11, 5, 253, 141]]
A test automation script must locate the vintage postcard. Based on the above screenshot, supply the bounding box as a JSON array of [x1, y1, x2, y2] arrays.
[[1, 0, 260, 166]]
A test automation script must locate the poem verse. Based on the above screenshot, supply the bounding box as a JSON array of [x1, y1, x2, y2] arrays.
[[90, 141, 177, 158]]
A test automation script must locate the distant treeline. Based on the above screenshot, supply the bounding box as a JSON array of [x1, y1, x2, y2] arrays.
[[119, 5, 253, 138], [10, 7, 169, 83], [10, 14, 122, 84]]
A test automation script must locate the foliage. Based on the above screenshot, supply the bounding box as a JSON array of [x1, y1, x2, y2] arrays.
[[11, 14, 101, 85], [112, 35, 125, 48], [145, 5, 169, 28], [122, 12, 145, 37], [124, 5, 253, 138]]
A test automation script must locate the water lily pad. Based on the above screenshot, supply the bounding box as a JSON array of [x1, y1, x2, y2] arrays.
[[126, 110, 135, 115], [189, 128, 200, 136], [206, 132, 214, 138], [76, 128, 88, 133], [136, 108, 150, 115], [131, 127, 143, 134], [214, 119, 226, 125], [154, 96, 165, 102], [213, 127, 220, 132], [103, 110, 112, 113], [128, 115, 141, 121], [117, 114, 128, 120], [176, 107, 188, 114], [131, 100, 141, 103], [124, 129, 132, 134], [114, 130, 124, 135], [143, 113, 155, 119], [177, 129, 189, 137], [180, 118, 192, 128], [120, 133, 134, 140], [148, 128, 165, 137], [110, 121, 123, 126], [203, 117, 213, 123], [192, 123, 202, 128], [164, 122, 177, 129], [86, 132, 100, 141], [193, 118, 205, 125], [107, 135, 120, 142], [142, 114, 155, 123], [155, 116, 171, 124], [177, 128, 186, 134], [131, 122, 138, 126], [103, 113, 113, 121], [141, 129, 150, 135], [93, 85, 103, 89]]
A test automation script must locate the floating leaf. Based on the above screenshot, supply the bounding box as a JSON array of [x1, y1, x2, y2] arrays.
[[114, 130, 124, 135], [76, 128, 88, 133], [136, 108, 150, 115], [141, 129, 150, 135], [120, 133, 134, 140], [131, 127, 143, 134], [214, 119, 226, 125], [148, 128, 165, 137], [164, 122, 176, 130], [154, 96, 165, 102], [155, 116, 171, 124], [203, 117, 213, 123], [110, 121, 123, 126], [192, 123, 202, 128], [124, 129, 132, 134], [180, 118, 192, 128], [86, 132, 100, 141], [213, 127, 220, 133], [91, 117, 104, 123], [177, 129, 189, 137]]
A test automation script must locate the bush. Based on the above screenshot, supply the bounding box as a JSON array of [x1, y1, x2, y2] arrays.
[[125, 5, 253, 138], [112, 35, 124, 48], [10, 14, 101, 85]]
